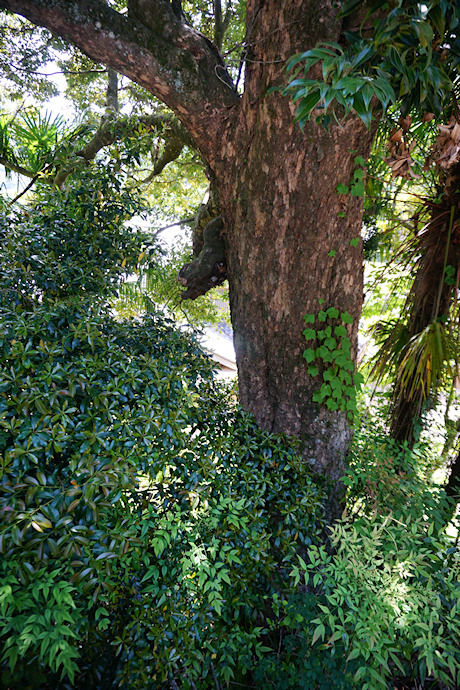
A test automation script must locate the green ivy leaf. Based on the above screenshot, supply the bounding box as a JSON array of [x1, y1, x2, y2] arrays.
[[350, 181, 365, 197], [338, 370, 352, 384], [326, 307, 339, 319], [303, 348, 316, 363], [330, 377, 342, 390], [353, 372, 364, 388]]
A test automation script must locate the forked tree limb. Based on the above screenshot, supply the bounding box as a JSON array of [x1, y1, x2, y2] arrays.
[[178, 215, 226, 299], [0, 106, 196, 188], [0, 0, 239, 158]]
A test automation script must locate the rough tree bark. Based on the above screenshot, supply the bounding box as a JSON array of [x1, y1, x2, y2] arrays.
[[214, 3, 376, 487], [0, 0, 378, 508]]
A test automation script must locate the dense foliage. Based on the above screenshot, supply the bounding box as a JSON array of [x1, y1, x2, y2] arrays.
[[0, 1, 459, 688], [281, 0, 460, 129], [0, 169, 327, 688], [0, 163, 458, 690]]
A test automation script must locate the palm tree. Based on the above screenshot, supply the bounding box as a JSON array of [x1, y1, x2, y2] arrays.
[[370, 118, 460, 506], [390, 163, 460, 445]]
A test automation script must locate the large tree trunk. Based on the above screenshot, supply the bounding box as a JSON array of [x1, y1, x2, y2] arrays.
[[213, 2, 375, 488], [0, 0, 378, 507]]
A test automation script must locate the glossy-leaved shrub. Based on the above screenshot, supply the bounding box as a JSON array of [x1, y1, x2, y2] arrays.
[[0, 166, 326, 688]]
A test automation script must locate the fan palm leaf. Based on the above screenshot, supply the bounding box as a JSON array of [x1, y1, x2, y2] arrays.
[[370, 318, 410, 382], [398, 321, 453, 400]]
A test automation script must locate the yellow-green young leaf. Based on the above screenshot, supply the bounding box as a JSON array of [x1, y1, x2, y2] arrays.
[[298, 555, 307, 569], [220, 571, 231, 585], [447, 654, 456, 677], [290, 567, 301, 586], [348, 647, 361, 662], [327, 630, 343, 645], [426, 652, 435, 675], [354, 665, 367, 682], [37, 516, 52, 529], [36, 471, 47, 485], [389, 652, 405, 673], [311, 623, 325, 645], [374, 653, 390, 671]]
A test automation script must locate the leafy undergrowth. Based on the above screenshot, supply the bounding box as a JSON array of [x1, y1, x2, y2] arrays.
[[0, 298, 325, 688], [1, 167, 459, 689]]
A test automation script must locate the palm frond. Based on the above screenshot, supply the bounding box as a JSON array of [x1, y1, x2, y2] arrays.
[[370, 319, 410, 382], [398, 321, 453, 400]]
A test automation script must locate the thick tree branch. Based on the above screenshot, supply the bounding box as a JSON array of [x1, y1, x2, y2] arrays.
[[176, 185, 224, 300], [52, 111, 193, 187], [141, 113, 195, 149], [79, 111, 194, 163], [139, 136, 184, 184], [178, 215, 227, 300], [190, 184, 220, 256], [214, 0, 223, 50], [0, 0, 239, 158], [0, 156, 36, 179], [0, 104, 195, 191]]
